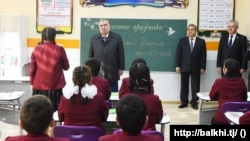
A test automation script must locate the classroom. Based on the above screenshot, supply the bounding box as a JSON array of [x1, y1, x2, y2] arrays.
[[0, 0, 250, 140], [0, 0, 250, 101]]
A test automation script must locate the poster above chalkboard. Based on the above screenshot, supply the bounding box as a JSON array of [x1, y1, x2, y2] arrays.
[[80, 18, 187, 72]]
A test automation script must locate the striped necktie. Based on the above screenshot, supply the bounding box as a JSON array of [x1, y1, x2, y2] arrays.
[[228, 36, 233, 49], [190, 38, 194, 52]]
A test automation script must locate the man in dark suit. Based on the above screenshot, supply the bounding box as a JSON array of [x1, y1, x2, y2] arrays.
[[89, 19, 125, 92], [175, 24, 207, 110], [216, 19, 248, 77]]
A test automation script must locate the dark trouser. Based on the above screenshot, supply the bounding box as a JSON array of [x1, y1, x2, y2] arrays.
[[32, 89, 63, 111], [180, 71, 200, 106], [109, 82, 118, 92]]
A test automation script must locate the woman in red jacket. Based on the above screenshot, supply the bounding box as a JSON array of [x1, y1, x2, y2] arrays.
[[30, 27, 70, 111], [209, 58, 247, 125]]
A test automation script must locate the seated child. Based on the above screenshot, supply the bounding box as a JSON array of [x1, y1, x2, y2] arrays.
[[209, 58, 247, 125], [126, 62, 163, 130], [98, 95, 162, 141], [5, 95, 70, 141], [85, 57, 111, 100], [119, 58, 154, 98], [239, 111, 250, 125], [58, 65, 108, 133]]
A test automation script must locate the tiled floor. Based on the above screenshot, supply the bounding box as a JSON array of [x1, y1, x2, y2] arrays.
[[0, 103, 199, 141]]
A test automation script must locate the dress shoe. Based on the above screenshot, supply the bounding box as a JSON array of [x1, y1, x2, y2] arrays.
[[178, 104, 188, 108], [192, 105, 198, 110]]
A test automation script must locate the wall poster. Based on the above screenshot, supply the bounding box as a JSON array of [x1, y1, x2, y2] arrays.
[[198, 0, 235, 37], [36, 0, 73, 34]]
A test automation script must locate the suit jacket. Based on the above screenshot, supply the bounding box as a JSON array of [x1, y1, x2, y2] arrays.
[[30, 41, 70, 90], [5, 134, 70, 141], [175, 37, 207, 73], [123, 92, 163, 130], [209, 78, 247, 124], [91, 76, 111, 100], [119, 77, 154, 98], [58, 93, 108, 132], [239, 111, 250, 125], [98, 131, 162, 141], [89, 31, 125, 83], [216, 33, 248, 69]]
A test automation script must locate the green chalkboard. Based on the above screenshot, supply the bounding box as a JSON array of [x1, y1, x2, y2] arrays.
[[80, 18, 187, 72]]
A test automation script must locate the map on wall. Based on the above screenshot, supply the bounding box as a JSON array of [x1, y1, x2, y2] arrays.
[[79, 0, 189, 7]]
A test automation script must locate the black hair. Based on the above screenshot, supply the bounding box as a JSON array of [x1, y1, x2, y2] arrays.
[[20, 95, 53, 135], [129, 63, 151, 93], [85, 58, 101, 76], [131, 58, 147, 66], [40, 27, 56, 44], [223, 58, 240, 78], [71, 65, 92, 104], [116, 94, 147, 135]]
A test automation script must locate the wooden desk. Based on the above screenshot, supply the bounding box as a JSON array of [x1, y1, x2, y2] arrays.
[[224, 111, 244, 125], [53, 109, 170, 134], [197, 92, 218, 124], [0, 91, 24, 110]]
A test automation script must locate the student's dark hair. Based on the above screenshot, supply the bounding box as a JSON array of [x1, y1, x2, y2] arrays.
[[131, 58, 147, 66], [71, 65, 92, 103], [129, 63, 151, 93], [20, 95, 53, 135], [223, 58, 240, 78], [116, 94, 147, 135], [85, 58, 101, 76], [40, 27, 56, 44]]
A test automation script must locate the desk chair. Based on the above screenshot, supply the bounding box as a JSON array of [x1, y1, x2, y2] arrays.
[[113, 129, 164, 141], [54, 125, 105, 141], [22, 63, 30, 76], [221, 102, 250, 124]]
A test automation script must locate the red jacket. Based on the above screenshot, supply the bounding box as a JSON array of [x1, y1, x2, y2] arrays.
[[98, 131, 162, 141], [5, 133, 70, 141], [239, 111, 250, 125], [30, 41, 69, 90], [58, 93, 108, 132], [91, 76, 111, 100], [209, 78, 247, 124], [119, 77, 154, 98], [123, 92, 163, 130]]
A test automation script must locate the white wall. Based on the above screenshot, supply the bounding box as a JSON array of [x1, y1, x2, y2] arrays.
[[1, 0, 250, 101]]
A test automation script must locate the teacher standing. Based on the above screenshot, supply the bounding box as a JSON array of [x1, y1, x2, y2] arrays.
[[88, 19, 125, 92]]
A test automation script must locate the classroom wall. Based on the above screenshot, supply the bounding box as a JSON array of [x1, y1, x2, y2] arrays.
[[0, 0, 250, 102]]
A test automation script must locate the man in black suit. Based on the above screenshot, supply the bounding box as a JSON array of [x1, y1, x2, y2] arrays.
[[89, 19, 125, 92], [175, 24, 207, 110], [217, 19, 248, 77]]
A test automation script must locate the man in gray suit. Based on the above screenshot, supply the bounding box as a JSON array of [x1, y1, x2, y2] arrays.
[[175, 24, 207, 110], [89, 19, 125, 92]]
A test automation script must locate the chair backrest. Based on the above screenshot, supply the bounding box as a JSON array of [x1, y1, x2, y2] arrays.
[[54, 125, 105, 141], [22, 63, 30, 76], [113, 129, 164, 141], [221, 102, 250, 124], [221, 102, 250, 113]]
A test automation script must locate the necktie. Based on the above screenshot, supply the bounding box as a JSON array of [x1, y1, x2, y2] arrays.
[[228, 36, 233, 49], [190, 38, 194, 52], [103, 37, 107, 42]]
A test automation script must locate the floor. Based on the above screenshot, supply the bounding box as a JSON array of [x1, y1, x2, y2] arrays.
[[0, 103, 200, 141]]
